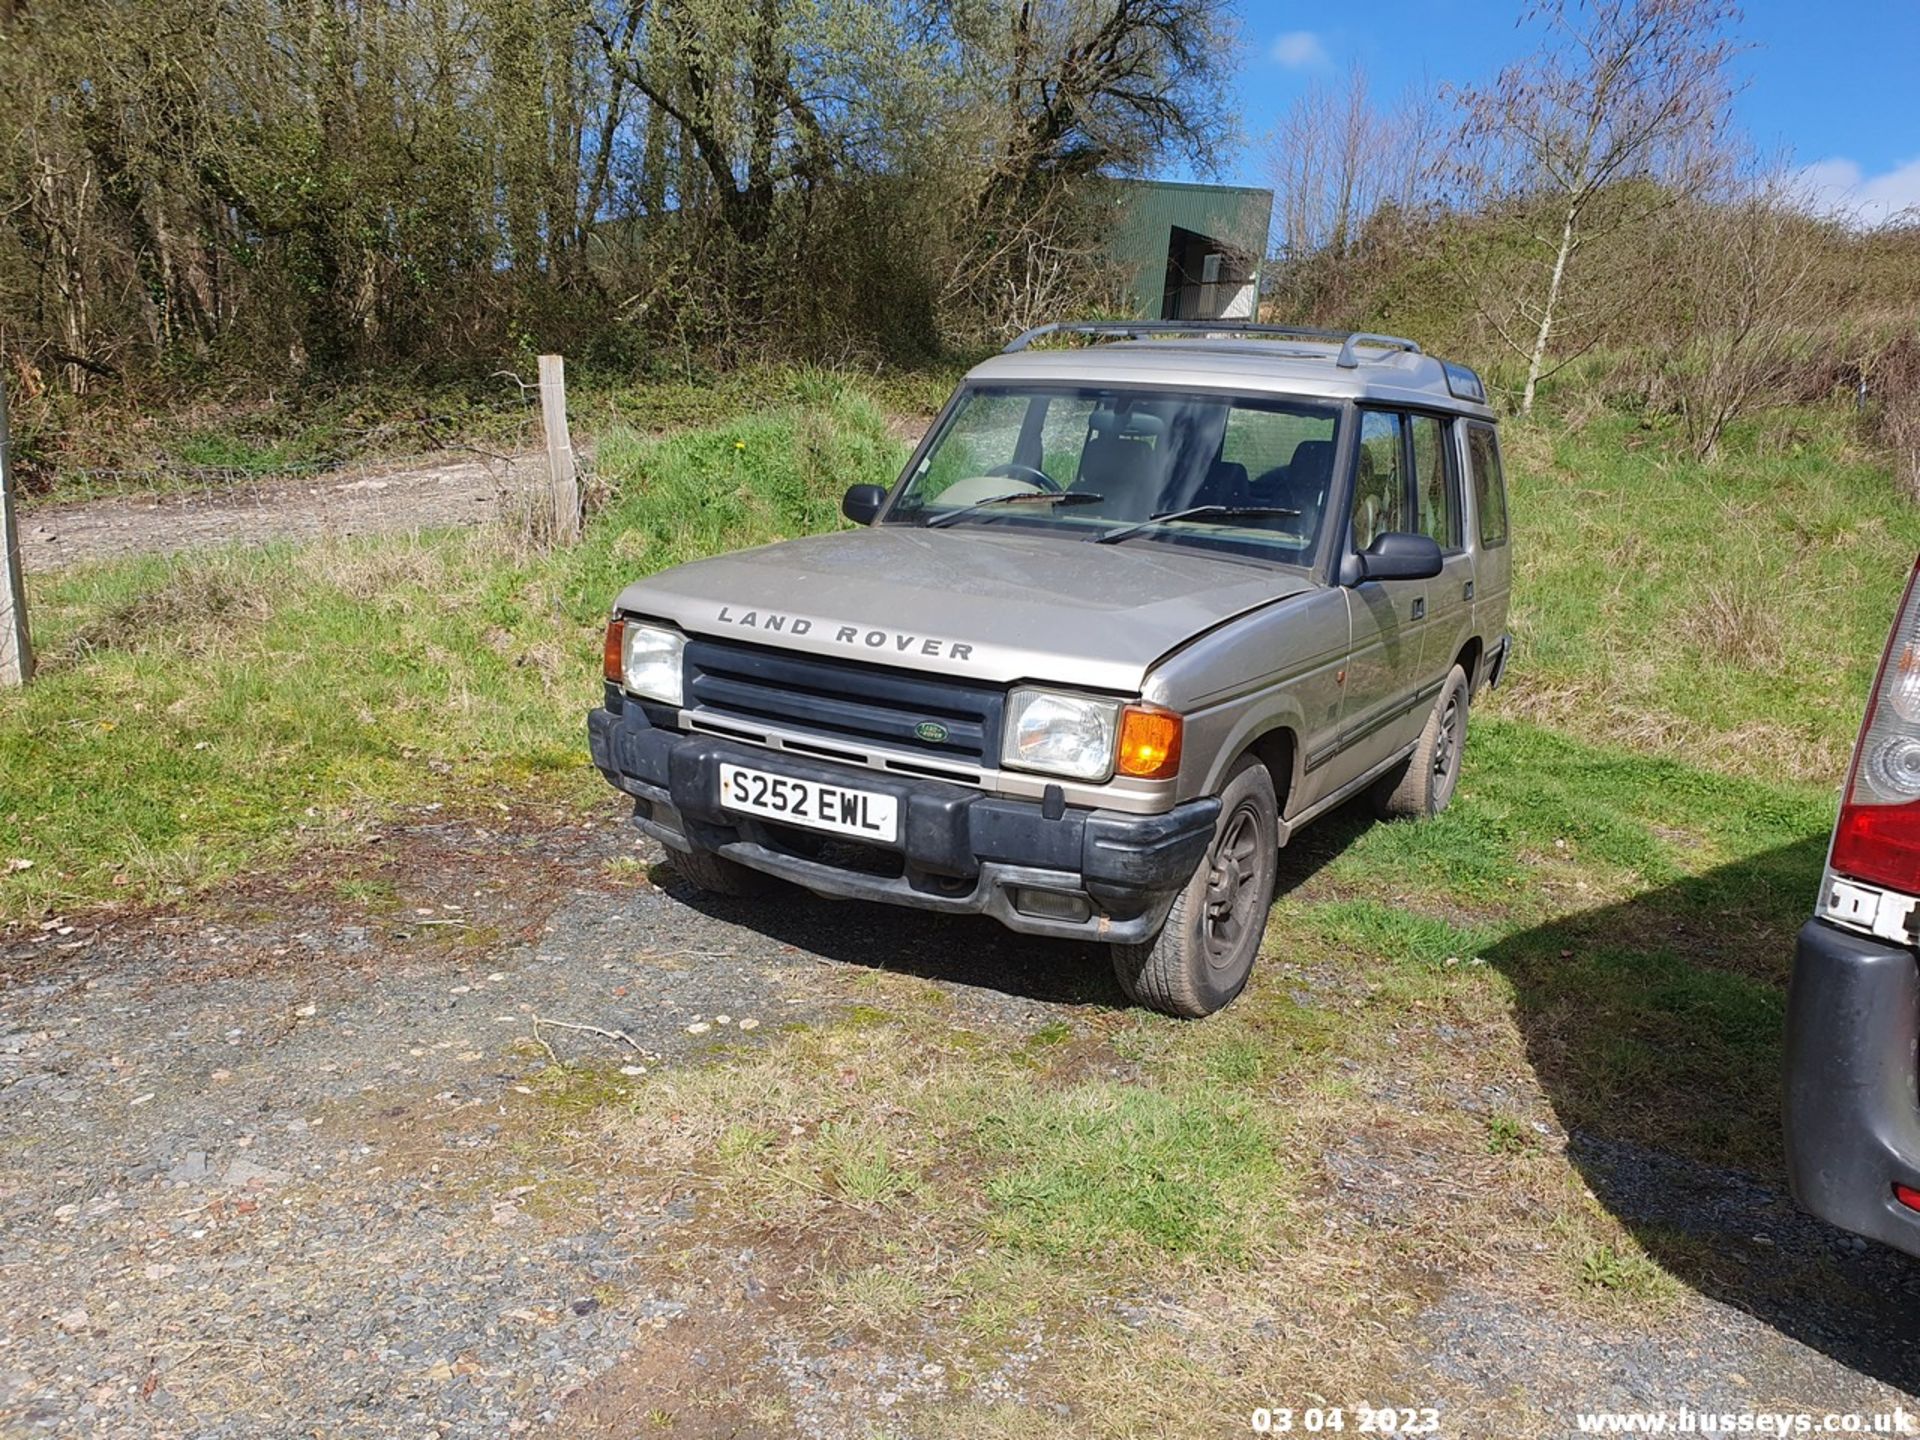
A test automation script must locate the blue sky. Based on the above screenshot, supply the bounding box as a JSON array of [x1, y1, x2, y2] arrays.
[[1213, 0, 1920, 223]]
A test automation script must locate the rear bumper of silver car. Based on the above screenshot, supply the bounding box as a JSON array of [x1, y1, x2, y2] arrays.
[[1783, 917, 1920, 1257]]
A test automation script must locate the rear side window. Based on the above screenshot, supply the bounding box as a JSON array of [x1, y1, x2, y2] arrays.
[[1411, 414, 1460, 551], [1466, 424, 1509, 547]]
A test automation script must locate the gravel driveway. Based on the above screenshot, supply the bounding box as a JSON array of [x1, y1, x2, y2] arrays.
[[3, 811, 1917, 1438]]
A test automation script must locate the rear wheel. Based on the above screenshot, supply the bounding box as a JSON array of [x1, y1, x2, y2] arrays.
[[1373, 664, 1469, 820], [667, 843, 776, 897], [1111, 756, 1279, 1018]]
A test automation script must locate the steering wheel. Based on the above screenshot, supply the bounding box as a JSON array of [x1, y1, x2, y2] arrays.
[[985, 461, 1061, 493]]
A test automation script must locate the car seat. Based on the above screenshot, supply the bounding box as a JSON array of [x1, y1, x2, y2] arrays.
[[1192, 459, 1250, 509], [1250, 438, 1334, 517], [1071, 410, 1170, 517]]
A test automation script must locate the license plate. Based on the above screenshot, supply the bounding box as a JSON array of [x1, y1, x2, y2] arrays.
[[717, 764, 899, 843]]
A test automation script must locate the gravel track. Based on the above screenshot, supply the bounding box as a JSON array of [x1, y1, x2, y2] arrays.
[[2, 812, 1917, 1437], [19, 454, 532, 571]]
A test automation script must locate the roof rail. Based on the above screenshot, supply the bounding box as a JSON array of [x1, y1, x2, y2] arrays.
[[1003, 320, 1424, 365], [1335, 331, 1422, 369], [1003, 320, 1358, 353]]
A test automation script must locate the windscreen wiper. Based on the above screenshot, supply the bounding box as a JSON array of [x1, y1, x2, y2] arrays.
[[923, 490, 1105, 528], [1094, 504, 1300, 545]]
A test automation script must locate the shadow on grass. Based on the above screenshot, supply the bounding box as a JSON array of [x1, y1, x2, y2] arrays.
[[650, 805, 1375, 1013], [1484, 832, 1920, 1392]]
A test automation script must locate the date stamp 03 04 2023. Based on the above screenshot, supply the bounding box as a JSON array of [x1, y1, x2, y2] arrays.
[[1250, 1406, 1442, 1435]]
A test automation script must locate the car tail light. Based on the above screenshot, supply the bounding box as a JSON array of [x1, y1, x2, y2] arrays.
[[1830, 559, 1920, 893], [602, 616, 625, 683], [1896, 1183, 1920, 1213], [1117, 703, 1183, 779]]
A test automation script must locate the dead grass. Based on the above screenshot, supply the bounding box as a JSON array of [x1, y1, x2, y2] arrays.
[[1675, 576, 1789, 669], [1488, 678, 1847, 783], [56, 557, 274, 660]]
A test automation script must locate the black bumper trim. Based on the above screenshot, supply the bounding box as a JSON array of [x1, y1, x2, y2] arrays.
[[1783, 917, 1920, 1256], [589, 706, 1218, 942]]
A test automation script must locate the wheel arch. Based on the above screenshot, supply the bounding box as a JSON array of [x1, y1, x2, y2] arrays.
[[1239, 725, 1298, 820], [1193, 702, 1308, 818], [1453, 634, 1484, 692]]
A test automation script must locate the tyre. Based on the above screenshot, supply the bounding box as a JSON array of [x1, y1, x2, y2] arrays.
[[667, 842, 777, 897], [1373, 664, 1469, 820], [1111, 756, 1279, 1018]]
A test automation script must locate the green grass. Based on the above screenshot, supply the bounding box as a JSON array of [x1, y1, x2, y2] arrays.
[[7, 383, 1909, 1429], [0, 387, 1883, 1166], [1259, 712, 1825, 1171], [978, 1080, 1288, 1263], [0, 381, 908, 918], [1495, 403, 1920, 780], [590, 693, 1828, 1427]]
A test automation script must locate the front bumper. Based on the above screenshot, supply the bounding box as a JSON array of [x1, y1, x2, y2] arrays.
[[1783, 917, 1920, 1256], [588, 702, 1218, 943]]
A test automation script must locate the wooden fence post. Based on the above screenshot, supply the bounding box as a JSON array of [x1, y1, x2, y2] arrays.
[[0, 377, 33, 688], [537, 353, 580, 545]]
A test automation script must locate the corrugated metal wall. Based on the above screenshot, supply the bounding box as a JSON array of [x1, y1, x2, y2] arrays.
[[1096, 181, 1274, 318]]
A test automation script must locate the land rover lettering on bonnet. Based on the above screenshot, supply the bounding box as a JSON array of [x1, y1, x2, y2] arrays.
[[588, 322, 1513, 1017], [714, 604, 976, 661]]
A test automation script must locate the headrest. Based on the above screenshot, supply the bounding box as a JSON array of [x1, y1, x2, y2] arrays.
[[1289, 439, 1333, 480], [1089, 409, 1164, 440]]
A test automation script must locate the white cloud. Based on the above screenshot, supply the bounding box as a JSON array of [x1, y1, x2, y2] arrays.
[[1270, 30, 1330, 69], [1790, 155, 1920, 228]]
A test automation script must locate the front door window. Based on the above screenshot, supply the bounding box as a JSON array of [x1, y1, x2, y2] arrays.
[[1351, 410, 1407, 551]]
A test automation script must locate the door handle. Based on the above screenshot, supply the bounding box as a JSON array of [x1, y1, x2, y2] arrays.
[[1411, 597, 1426, 620], [1463, 580, 1475, 601]]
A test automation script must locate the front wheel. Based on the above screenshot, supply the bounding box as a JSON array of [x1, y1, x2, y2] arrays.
[[1111, 756, 1279, 1018]]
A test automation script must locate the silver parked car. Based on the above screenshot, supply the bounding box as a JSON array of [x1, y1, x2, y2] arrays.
[[589, 323, 1513, 1016], [1785, 556, 1920, 1255]]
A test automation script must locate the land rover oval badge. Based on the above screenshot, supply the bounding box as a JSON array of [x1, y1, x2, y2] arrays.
[[914, 721, 950, 744]]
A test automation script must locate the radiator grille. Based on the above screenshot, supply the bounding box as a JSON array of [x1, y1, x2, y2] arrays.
[[683, 637, 1004, 763]]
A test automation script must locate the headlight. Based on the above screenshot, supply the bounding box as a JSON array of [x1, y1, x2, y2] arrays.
[[621, 622, 685, 705], [1002, 688, 1120, 780]]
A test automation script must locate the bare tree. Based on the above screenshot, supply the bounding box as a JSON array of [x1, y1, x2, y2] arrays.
[[935, 0, 1236, 335], [1453, 0, 1740, 414], [1659, 172, 1829, 459], [0, 0, 1236, 391], [1269, 65, 1378, 263], [959, 0, 1234, 212], [1262, 66, 1444, 320]]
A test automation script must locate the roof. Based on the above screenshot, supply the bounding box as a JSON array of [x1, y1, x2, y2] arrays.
[[964, 338, 1497, 420]]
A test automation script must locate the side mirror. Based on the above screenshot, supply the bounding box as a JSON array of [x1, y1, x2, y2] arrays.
[[841, 484, 887, 526], [1352, 531, 1443, 583]]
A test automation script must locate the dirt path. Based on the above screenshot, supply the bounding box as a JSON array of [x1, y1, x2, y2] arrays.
[[21, 409, 932, 573], [3, 809, 1916, 1438], [19, 452, 546, 571]]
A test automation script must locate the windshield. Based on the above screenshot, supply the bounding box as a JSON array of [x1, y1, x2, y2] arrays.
[[884, 384, 1342, 566]]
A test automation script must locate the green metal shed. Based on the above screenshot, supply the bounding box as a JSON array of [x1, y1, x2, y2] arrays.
[[1096, 180, 1274, 321]]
